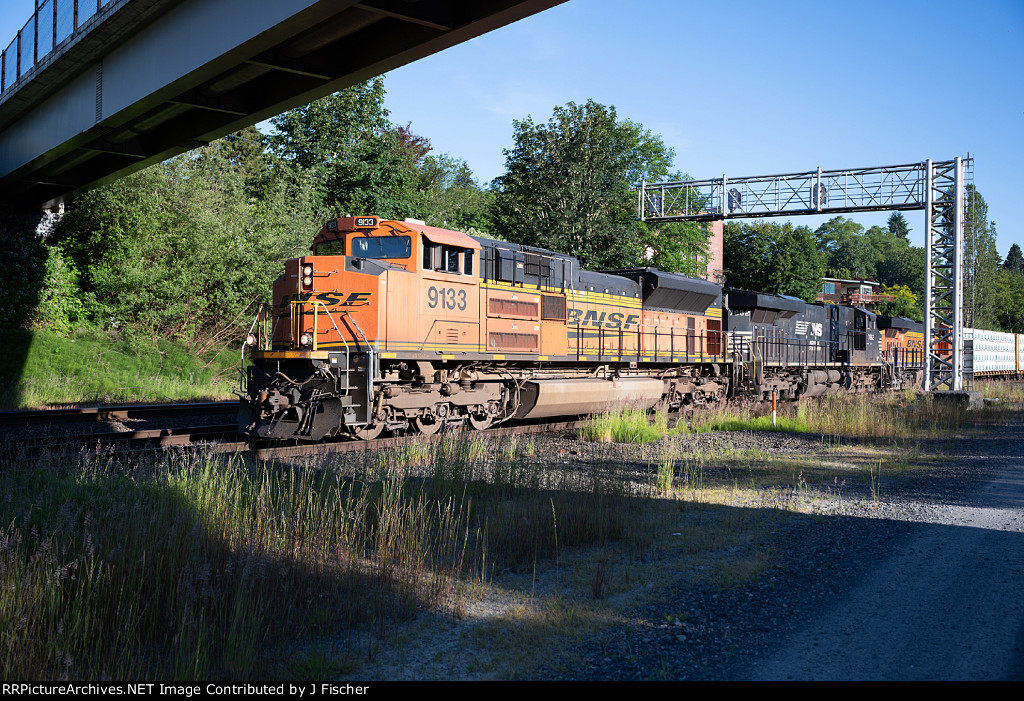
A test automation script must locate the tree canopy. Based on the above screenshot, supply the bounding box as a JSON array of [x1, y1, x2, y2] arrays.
[[723, 221, 825, 301], [887, 211, 910, 240], [491, 100, 677, 270], [268, 78, 415, 219], [51, 127, 321, 351], [1003, 243, 1024, 273], [961, 186, 1002, 328]]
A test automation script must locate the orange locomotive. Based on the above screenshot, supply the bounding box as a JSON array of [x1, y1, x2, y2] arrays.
[[239, 216, 727, 440], [877, 316, 925, 384]]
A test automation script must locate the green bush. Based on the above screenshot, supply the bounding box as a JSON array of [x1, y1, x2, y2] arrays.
[[52, 132, 322, 353], [0, 207, 48, 328]]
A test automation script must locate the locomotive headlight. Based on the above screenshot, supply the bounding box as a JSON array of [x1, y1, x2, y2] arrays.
[[303, 275, 313, 287], [245, 333, 257, 346], [303, 264, 313, 276], [300, 333, 313, 347]]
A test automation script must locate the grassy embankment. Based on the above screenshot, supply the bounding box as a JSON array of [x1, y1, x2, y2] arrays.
[[0, 328, 236, 408]]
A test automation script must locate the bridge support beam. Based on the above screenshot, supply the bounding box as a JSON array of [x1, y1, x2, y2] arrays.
[[0, 0, 564, 207]]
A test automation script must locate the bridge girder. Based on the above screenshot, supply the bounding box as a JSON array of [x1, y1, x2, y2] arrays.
[[0, 0, 565, 208]]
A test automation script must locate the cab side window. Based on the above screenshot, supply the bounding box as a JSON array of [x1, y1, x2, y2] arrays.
[[422, 238, 474, 276]]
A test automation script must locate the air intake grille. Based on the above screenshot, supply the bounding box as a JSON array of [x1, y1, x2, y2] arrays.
[[541, 295, 565, 321], [488, 332, 538, 351], [489, 298, 538, 318]]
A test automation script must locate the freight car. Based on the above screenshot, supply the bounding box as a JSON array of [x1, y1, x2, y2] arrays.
[[236, 216, 1002, 442], [965, 328, 1024, 378]]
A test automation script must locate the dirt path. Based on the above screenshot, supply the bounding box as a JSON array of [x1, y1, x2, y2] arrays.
[[744, 418, 1024, 680]]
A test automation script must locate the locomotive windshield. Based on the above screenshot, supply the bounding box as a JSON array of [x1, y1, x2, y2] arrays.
[[351, 235, 412, 259]]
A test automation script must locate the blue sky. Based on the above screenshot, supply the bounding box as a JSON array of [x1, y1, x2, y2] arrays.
[[3, 0, 1022, 256]]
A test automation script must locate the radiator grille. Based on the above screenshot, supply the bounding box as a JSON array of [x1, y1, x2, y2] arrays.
[[488, 332, 538, 351], [488, 298, 538, 318], [541, 295, 566, 321]]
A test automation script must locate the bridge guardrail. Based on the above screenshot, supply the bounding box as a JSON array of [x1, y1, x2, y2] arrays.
[[1, 0, 113, 94]]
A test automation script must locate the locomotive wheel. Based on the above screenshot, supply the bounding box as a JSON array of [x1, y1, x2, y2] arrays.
[[468, 414, 493, 431], [412, 416, 442, 436], [353, 422, 384, 440]]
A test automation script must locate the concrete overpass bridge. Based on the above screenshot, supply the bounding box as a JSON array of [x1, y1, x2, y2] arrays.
[[0, 0, 563, 209]]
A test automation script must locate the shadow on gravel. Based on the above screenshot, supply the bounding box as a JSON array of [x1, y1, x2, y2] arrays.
[[541, 500, 1024, 681]]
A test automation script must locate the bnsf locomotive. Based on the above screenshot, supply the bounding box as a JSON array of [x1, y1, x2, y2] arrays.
[[238, 216, 929, 441]]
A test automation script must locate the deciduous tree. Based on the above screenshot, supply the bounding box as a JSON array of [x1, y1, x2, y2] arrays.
[[268, 79, 414, 218], [491, 100, 677, 270], [877, 284, 922, 321], [724, 221, 825, 301]]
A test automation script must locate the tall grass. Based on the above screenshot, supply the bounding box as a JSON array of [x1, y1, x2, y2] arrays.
[[578, 383, 1014, 447], [0, 433, 653, 679], [974, 378, 1024, 404], [579, 408, 668, 444]]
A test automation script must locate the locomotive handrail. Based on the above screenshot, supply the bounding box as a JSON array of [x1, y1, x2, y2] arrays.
[[288, 299, 354, 397], [338, 310, 376, 424], [288, 299, 348, 352], [238, 304, 269, 392]]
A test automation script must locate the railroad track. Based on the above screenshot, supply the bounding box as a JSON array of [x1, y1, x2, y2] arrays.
[[0, 401, 237, 426], [3, 423, 239, 453], [210, 417, 593, 461], [2, 406, 604, 462], [1, 399, 685, 462]]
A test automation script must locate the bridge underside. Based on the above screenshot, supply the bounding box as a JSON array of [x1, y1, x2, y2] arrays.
[[0, 0, 562, 208]]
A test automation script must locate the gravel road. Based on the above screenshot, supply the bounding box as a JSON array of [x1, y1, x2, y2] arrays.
[[742, 418, 1024, 681]]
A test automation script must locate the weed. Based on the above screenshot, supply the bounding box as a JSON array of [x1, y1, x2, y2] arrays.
[[579, 408, 666, 444], [591, 560, 606, 600], [655, 457, 675, 493]]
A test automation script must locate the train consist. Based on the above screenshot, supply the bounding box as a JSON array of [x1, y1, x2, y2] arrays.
[[237, 216, 1018, 441]]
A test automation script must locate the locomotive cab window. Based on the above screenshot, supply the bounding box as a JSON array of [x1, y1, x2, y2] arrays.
[[351, 235, 411, 259], [314, 239, 346, 256], [423, 238, 473, 276]]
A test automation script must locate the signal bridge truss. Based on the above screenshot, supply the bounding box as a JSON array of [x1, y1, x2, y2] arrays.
[[639, 157, 973, 392]]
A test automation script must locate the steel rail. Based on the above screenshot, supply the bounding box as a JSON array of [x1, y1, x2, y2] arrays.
[[2, 423, 238, 453], [0, 401, 237, 426]]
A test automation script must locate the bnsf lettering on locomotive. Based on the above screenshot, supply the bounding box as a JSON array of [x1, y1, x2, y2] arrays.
[[280, 291, 371, 307], [568, 309, 639, 329]]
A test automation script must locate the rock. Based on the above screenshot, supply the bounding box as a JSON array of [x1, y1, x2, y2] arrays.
[[933, 390, 984, 411]]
